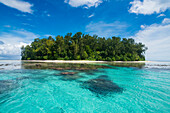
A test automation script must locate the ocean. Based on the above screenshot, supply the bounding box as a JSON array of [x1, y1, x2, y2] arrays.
[[0, 60, 169, 112]]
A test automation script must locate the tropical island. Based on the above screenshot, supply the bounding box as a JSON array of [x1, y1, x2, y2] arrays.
[[21, 32, 147, 61]]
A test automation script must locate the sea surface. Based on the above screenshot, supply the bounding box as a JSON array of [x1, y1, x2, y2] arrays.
[[0, 60, 170, 113]]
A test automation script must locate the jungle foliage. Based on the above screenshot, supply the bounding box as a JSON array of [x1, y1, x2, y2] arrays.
[[21, 32, 147, 61]]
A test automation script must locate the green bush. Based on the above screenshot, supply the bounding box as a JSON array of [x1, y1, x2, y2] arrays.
[[106, 57, 112, 61]]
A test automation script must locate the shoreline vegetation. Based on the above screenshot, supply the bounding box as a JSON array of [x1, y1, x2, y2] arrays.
[[21, 32, 147, 61]]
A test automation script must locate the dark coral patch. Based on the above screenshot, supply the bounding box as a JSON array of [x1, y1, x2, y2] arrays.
[[55, 72, 77, 76], [82, 76, 123, 96], [55, 71, 84, 81], [97, 75, 109, 79], [60, 74, 84, 81], [61, 72, 77, 75]]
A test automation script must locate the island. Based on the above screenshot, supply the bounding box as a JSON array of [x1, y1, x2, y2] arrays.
[[21, 32, 147, 61]]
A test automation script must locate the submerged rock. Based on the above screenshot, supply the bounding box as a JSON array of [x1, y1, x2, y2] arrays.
[[55, 72, 77, 76], [64, 67, 72, 70], [48, 107, 64, 113], [85, 72, 95, 75], [52, 68, 64, 70], [60, 74, 84, 81], [55, 71, 84, 81], [5, 64, 11, 66], [51, 67, 73, 70], [61, 72, 77, 75], [75, 68, 96, 71], [83, 76, 122, 95], [35, 64, 41, 67], [97, 75, 109, 79]]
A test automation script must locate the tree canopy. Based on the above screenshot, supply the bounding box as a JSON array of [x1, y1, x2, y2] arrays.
[[21, 32, 147, 61]]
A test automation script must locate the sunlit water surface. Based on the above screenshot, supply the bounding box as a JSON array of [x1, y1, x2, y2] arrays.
[[0, 61, 170, 113]]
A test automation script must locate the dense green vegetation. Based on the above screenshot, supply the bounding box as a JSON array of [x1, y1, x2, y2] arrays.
[[21, 32, 147, 61]]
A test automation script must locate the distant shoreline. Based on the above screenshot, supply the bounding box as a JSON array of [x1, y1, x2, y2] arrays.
[[21, 60, 151, 63], [2, 60, 170, 64]]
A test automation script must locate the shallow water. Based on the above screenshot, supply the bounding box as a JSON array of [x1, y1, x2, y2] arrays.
[[0, 61, 170, 113]]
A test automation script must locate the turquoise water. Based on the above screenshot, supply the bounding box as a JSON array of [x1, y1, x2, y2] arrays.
[[0, 61, 170, 113]]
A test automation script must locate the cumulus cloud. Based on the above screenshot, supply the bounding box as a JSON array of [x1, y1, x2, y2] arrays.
[[129, 0, 170, 15], [0, 42, 28, 56], [162, 18, 170, 24], [64, 0, 103, 8], [0, 0, 33, 13], [157, 14, 166, 18], [0, 30, 39, 59], [140, 25, 146, 29], [132, 18, 170, 60], [88, 13, 94, 18], [85, 21, 128, 37]]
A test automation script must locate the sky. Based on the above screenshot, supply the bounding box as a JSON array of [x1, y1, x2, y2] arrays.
[[0, 0, 170, 60]]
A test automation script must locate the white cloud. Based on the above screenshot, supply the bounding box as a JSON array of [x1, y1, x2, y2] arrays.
[[129, 0, 170, 15], [85, 21, 128, 37], [162, 18, 170, 24], [0, 30, 38, 44], [0, 0, 33, 13], [157, 14, 166, 18], [0, 30, 39, 59], [88, 13, 94, 18], [64, 0, 103, 8], [0, 42, 28, 56], [132, 18, 170, 60], [140, 25, 146, 29]]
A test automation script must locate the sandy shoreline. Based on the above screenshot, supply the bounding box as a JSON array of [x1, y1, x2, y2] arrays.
[[21, 60, 151, 63]]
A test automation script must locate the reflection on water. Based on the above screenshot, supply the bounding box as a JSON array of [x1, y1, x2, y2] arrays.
[[0, 60, 170, 112]]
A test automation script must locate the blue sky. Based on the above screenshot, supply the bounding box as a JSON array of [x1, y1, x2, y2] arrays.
[[0, 0, 170, 60]]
